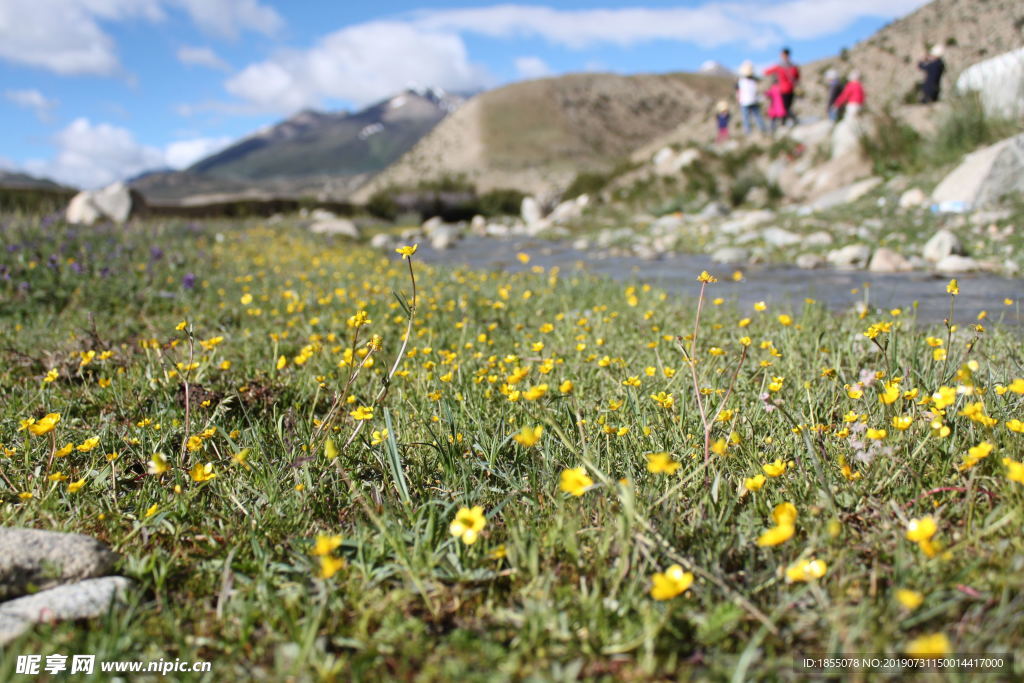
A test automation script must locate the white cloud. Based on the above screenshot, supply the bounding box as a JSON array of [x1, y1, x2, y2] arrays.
[[0, 0, 280, 76], [514, 56, 552, 79], [164, 136, 231, 168], [177, 45, 230, 71], [169, 0, 282, 39], [23, 118, 232, 188], [5, 89, 58, 121], [751, 0, 930, 40], [226, 21, 491, 112]]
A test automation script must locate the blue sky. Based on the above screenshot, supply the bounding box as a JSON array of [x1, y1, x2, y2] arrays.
[[0, 0, 929, 188]]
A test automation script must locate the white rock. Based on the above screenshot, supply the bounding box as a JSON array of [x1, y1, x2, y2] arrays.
[[804, 231, 834, 247], [421, 216, 444, 234], [90, 182, 133, 223], [922, 229, 965, 263], [831, 109, 871, 160], [934, 255, 980, 273], [520, 196, 544, 227], [795, 253, 825, 269], [470, 215, 487, 234], [868, 247, 913, 273], [369, 233, 391, 249], [0, 577, 131, 646], [932, 133, 1024, 209], [761, 227, 801, 248], [898, 187, 927, 209], [653, 147, 700, 176], [429, 224, 461, 250], [827, 245, 872, 269], [809, 176, 882, 211], [65, 192, 102, 225], [710, 247, 750, 264], [310, 208, 337, 222], [956, 47, 1024, 118], [309, 218, 359, 238]]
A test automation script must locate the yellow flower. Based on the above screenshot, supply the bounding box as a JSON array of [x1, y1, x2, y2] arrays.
[[395, 244, 419, 259], [559, 379, 574, 394], [513, 425, 543, 447], [772, 502, 797, 526], [67, 478, 86, 493], [370, 430, 389, 446], [650, 391, 675, 409], [189, 462, 217, 483], [276, 355, 287, 370], [350, 406, 374, 421], [744, 474, 766, 491], [879, 382, 900, 405], [43, 368, 59, 383], [76, 437, 100, 452], [21, 413, 60, 436], [754, 301, 767, 312], [646, 452, 680, 475], [958, 441, 994, 471], [756, 523, 794, 547], [1008, 378, 1024, 394], [845, 385, 863, 400], [1002, 458, 1024, 484], [559, 467, 593, 496], [148, 453, 169, 475], [516, 252, 530, 264], [905, 633, 951, 657], [892, 415, 913, 431], [865, 428, 887, 440], [931, 386, 957, 410], [240, 293, 253, 305], [896, 589, 924, 610], [318, 555, 346, 579], [186, 435, 203, 452], [1006, 419, 1024, 433], [48, 472, 68, 482], [145, 503, 159, 518], [777, 314, 792, 326], [762, 459, 787, 477], [906, 516, 936, 542], [697, 270, 717, 283], [312, 534, 343, 556], [785, 558, 827, 582], [523, 383, 548, 400], [54, 443, 73, 458], [946, 279, 959, 296], [650, 564, 694, 600], [449, 505, 486, 545]]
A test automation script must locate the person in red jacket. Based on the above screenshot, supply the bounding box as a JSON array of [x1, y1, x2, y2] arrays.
[[764, 47, 800, 125], [833, 70, 865, 117]]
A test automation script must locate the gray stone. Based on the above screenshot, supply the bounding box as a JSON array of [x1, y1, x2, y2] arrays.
[[922, 229, 965, 263], [795, 253, 825, 269], [470, 215, 487, 234], [710, 247, 750, 264], [429, 224, 461, 250], [934, 255, 981, 273], [652, 147, 700, 176], [809, 176, 882, 211], [761, 227, 801, 248], [369, 233, 391, 249], [827, 245, 872, 269], [309, 218, 359, 238], [549, 194, 589, 223], [804, 231, 834, 247], [0, 577, 131, 645], [309, 208, 337, 222], [932, 133, 1024, 209], [698, 201, 730, 218], [869, 248, 913, 273], [421, 216, 444, 234], [0, 528, 117, 600], [831, 109, 871, 160]]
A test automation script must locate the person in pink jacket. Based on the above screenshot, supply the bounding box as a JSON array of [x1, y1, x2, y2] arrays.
[[765, 77, 786, 134], [832, 70, 865, 117]]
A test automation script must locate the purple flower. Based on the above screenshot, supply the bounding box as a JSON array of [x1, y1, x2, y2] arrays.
[[182, 273, 196, 289], [150, 246, 164, 261]]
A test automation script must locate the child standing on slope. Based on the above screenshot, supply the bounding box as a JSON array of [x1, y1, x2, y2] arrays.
[[715, 101, 731, 143], [736, 61, 767, 135], [765, 76, 786, 134]]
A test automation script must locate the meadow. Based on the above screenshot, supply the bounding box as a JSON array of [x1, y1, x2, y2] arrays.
[[1, 215, 1022, 680]]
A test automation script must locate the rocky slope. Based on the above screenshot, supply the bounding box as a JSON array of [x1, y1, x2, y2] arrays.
[[352, 72, 733, 201]]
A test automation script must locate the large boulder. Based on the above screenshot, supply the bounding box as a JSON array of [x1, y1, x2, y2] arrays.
[[827, 245, 872, 270], [0, 577, 131, 645], [65, 181, 139, 225], [309, 218, 359, 238], [429, 224, 462, 250], [869, 248, 913, 273], [931, 133, 1024, 209], [956, 47, 1024, 119], [520, 196, 544, 227], [831, 110, 872, 160], [808, 176, 882, 211], [792, 154, 873, 202], [652, 147, 700, 176]]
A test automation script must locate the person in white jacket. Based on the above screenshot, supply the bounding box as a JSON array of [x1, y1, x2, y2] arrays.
[[736, 61, 767, 135]]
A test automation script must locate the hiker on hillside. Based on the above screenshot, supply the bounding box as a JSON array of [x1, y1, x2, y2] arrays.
[[825, 69, 845, 121], [736, 61, 767, 135], [832, 70, 865, 117], [765, 76, 787, 134], [918, 44, 946, 103], [764, 47, 800, 125], [715, 101, 731, 142]]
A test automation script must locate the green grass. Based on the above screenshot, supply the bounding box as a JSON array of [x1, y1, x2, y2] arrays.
[[1, 215, 1023, 680]]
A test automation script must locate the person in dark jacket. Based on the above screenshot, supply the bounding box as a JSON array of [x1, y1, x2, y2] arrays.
[[919, 44, 946, 103], [825, 68, 845, 121]]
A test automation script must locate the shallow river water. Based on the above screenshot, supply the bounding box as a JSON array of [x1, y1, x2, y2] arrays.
[[415, 235, 1024, 326]]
